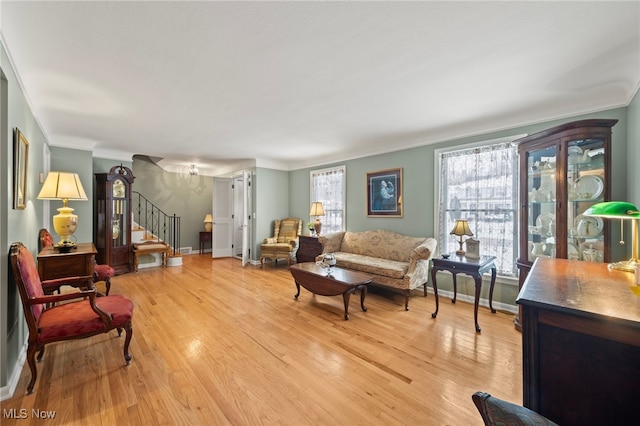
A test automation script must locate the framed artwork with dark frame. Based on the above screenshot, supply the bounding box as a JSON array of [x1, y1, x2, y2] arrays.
[[13, 128, 29, 210], [366, 168, 403, 217]]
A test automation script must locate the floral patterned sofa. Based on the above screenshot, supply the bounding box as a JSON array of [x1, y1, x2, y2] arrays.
[[318, 230, 437, 310]]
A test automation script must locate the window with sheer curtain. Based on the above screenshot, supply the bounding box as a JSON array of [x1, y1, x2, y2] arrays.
[[436, 138, 520, 277], [310, 166, 346, 234]]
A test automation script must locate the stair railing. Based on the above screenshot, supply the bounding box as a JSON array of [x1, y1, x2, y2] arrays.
[[132, 191, 181, 256]]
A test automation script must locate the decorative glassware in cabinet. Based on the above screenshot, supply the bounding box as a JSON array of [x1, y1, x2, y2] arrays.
[[566, 139, 606, 262], [526, 145, 556, 262]]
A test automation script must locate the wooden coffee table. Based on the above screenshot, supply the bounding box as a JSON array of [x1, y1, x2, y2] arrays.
[[289, 263, 373, 320]]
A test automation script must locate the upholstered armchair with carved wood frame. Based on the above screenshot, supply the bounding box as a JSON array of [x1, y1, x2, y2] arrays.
[[260, 217, 303, 268], [9, 242, 134, 394]]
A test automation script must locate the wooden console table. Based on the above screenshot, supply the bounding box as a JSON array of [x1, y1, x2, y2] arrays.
[[37, 242, 97, 281], [517, 257, 640, 426]]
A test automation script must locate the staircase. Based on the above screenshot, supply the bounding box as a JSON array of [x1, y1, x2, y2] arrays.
[[132, 191, 182, 269]]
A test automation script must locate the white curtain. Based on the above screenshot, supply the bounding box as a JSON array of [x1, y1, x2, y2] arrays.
[[439, 142, 518, 276], [311, 166, 346, 234]]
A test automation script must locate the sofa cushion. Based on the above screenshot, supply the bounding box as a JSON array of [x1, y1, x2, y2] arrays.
[[334, 252, 407, 280], [340, 230, 425, 262]]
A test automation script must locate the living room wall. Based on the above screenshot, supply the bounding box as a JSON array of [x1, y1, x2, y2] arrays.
[[628, 90, 640, 203], [288, 106, 631, 310], [1, 42, 48, 394], [132, 156, 214, 252], [254, 167, 290, 261], [48, 146, 94, 244]]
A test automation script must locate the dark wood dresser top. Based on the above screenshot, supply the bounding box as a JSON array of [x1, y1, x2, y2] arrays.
[[516, 257, 639, 327]]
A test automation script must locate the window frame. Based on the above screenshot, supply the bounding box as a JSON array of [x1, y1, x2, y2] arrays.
[[433, 135, 525, 280], [310, 165, 346, 234]]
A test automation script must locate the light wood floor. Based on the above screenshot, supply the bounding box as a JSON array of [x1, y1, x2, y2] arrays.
[[3, 255, 522, 425]]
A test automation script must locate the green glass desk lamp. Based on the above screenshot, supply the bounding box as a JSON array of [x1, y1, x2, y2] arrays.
[[584, 201, 640, 272]]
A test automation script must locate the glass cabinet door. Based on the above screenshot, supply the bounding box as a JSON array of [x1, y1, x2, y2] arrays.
[[526, 145, 557, 262], [566, 138, 606, 262]]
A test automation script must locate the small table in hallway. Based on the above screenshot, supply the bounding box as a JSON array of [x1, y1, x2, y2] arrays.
[[430, 253, 497, 332], [199, 231, 212, 254]]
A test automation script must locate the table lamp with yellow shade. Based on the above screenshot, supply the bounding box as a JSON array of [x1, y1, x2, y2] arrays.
[[38, 171, 88, 251], [450, 219, 474, 256], [204, 214, 213, 232], [309, 202, 325, 236]]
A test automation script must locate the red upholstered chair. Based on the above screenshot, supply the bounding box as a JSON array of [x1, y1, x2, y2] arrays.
[[9, 242, 134, 394], [39, 228, 115, 295]]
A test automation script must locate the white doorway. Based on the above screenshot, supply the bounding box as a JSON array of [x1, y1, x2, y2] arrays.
[[232, 171, 252, 265], [212, 177, 233, 258], [213, 172, 252, 263]]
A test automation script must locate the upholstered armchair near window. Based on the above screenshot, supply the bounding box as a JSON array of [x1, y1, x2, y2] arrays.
[[260, 217, 303, 268], [39, 228, 115, 295], [9, 242, 134, 394], [472, 392, 559, 426]]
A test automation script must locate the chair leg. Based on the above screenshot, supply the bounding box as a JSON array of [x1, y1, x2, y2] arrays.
[[26, 343, 38, 394], [105, 277, 111, 296], [123, 323, 133, 365], [404, 291, 410, 311], [260, 257, 265, 268], [37, 346, 45, 362]]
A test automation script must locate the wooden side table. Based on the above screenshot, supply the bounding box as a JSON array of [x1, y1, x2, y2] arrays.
[[296, 235, 323, 263], [37, 242, 97, 282], [430, 252, 497, 332], [199, 231, 212, 254]]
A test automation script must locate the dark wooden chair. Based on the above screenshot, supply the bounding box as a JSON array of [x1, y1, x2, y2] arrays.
[[39, 228, 115, 295], [472, 391, 559, 426], [9, 242, 134, 394]]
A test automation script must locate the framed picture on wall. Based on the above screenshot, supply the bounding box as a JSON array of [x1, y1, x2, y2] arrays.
[[13, 128, 29, 210], [366, 168, 403, 217]]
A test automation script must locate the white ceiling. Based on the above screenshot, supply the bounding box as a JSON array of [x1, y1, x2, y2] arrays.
[[1, 1, 639, 175]]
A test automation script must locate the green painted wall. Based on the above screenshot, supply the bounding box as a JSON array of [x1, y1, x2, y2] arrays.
[[132, 156, 213, 252], [288, 107, 631, 310], [92, 157, 133, 175], [254, 167, 290, 261], [627, 91, 640, 206], [1, 42, 48, 391], [49, 147, 94, 244]]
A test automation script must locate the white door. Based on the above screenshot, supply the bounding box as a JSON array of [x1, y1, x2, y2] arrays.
[[233, 176, 244, 259], [241, 171, 252, 266], [212, 177, 233, 258]]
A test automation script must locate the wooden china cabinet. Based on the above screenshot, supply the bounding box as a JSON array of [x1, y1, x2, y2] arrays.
[[95, 165, 135, 274], [514, 119, 617, 329]]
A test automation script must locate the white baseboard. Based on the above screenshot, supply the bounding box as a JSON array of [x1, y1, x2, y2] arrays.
[[1, 337, 28, 401], [425, 287, 518, 314]]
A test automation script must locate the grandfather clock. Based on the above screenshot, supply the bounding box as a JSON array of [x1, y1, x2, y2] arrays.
[[95, 165, 135, 274]]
